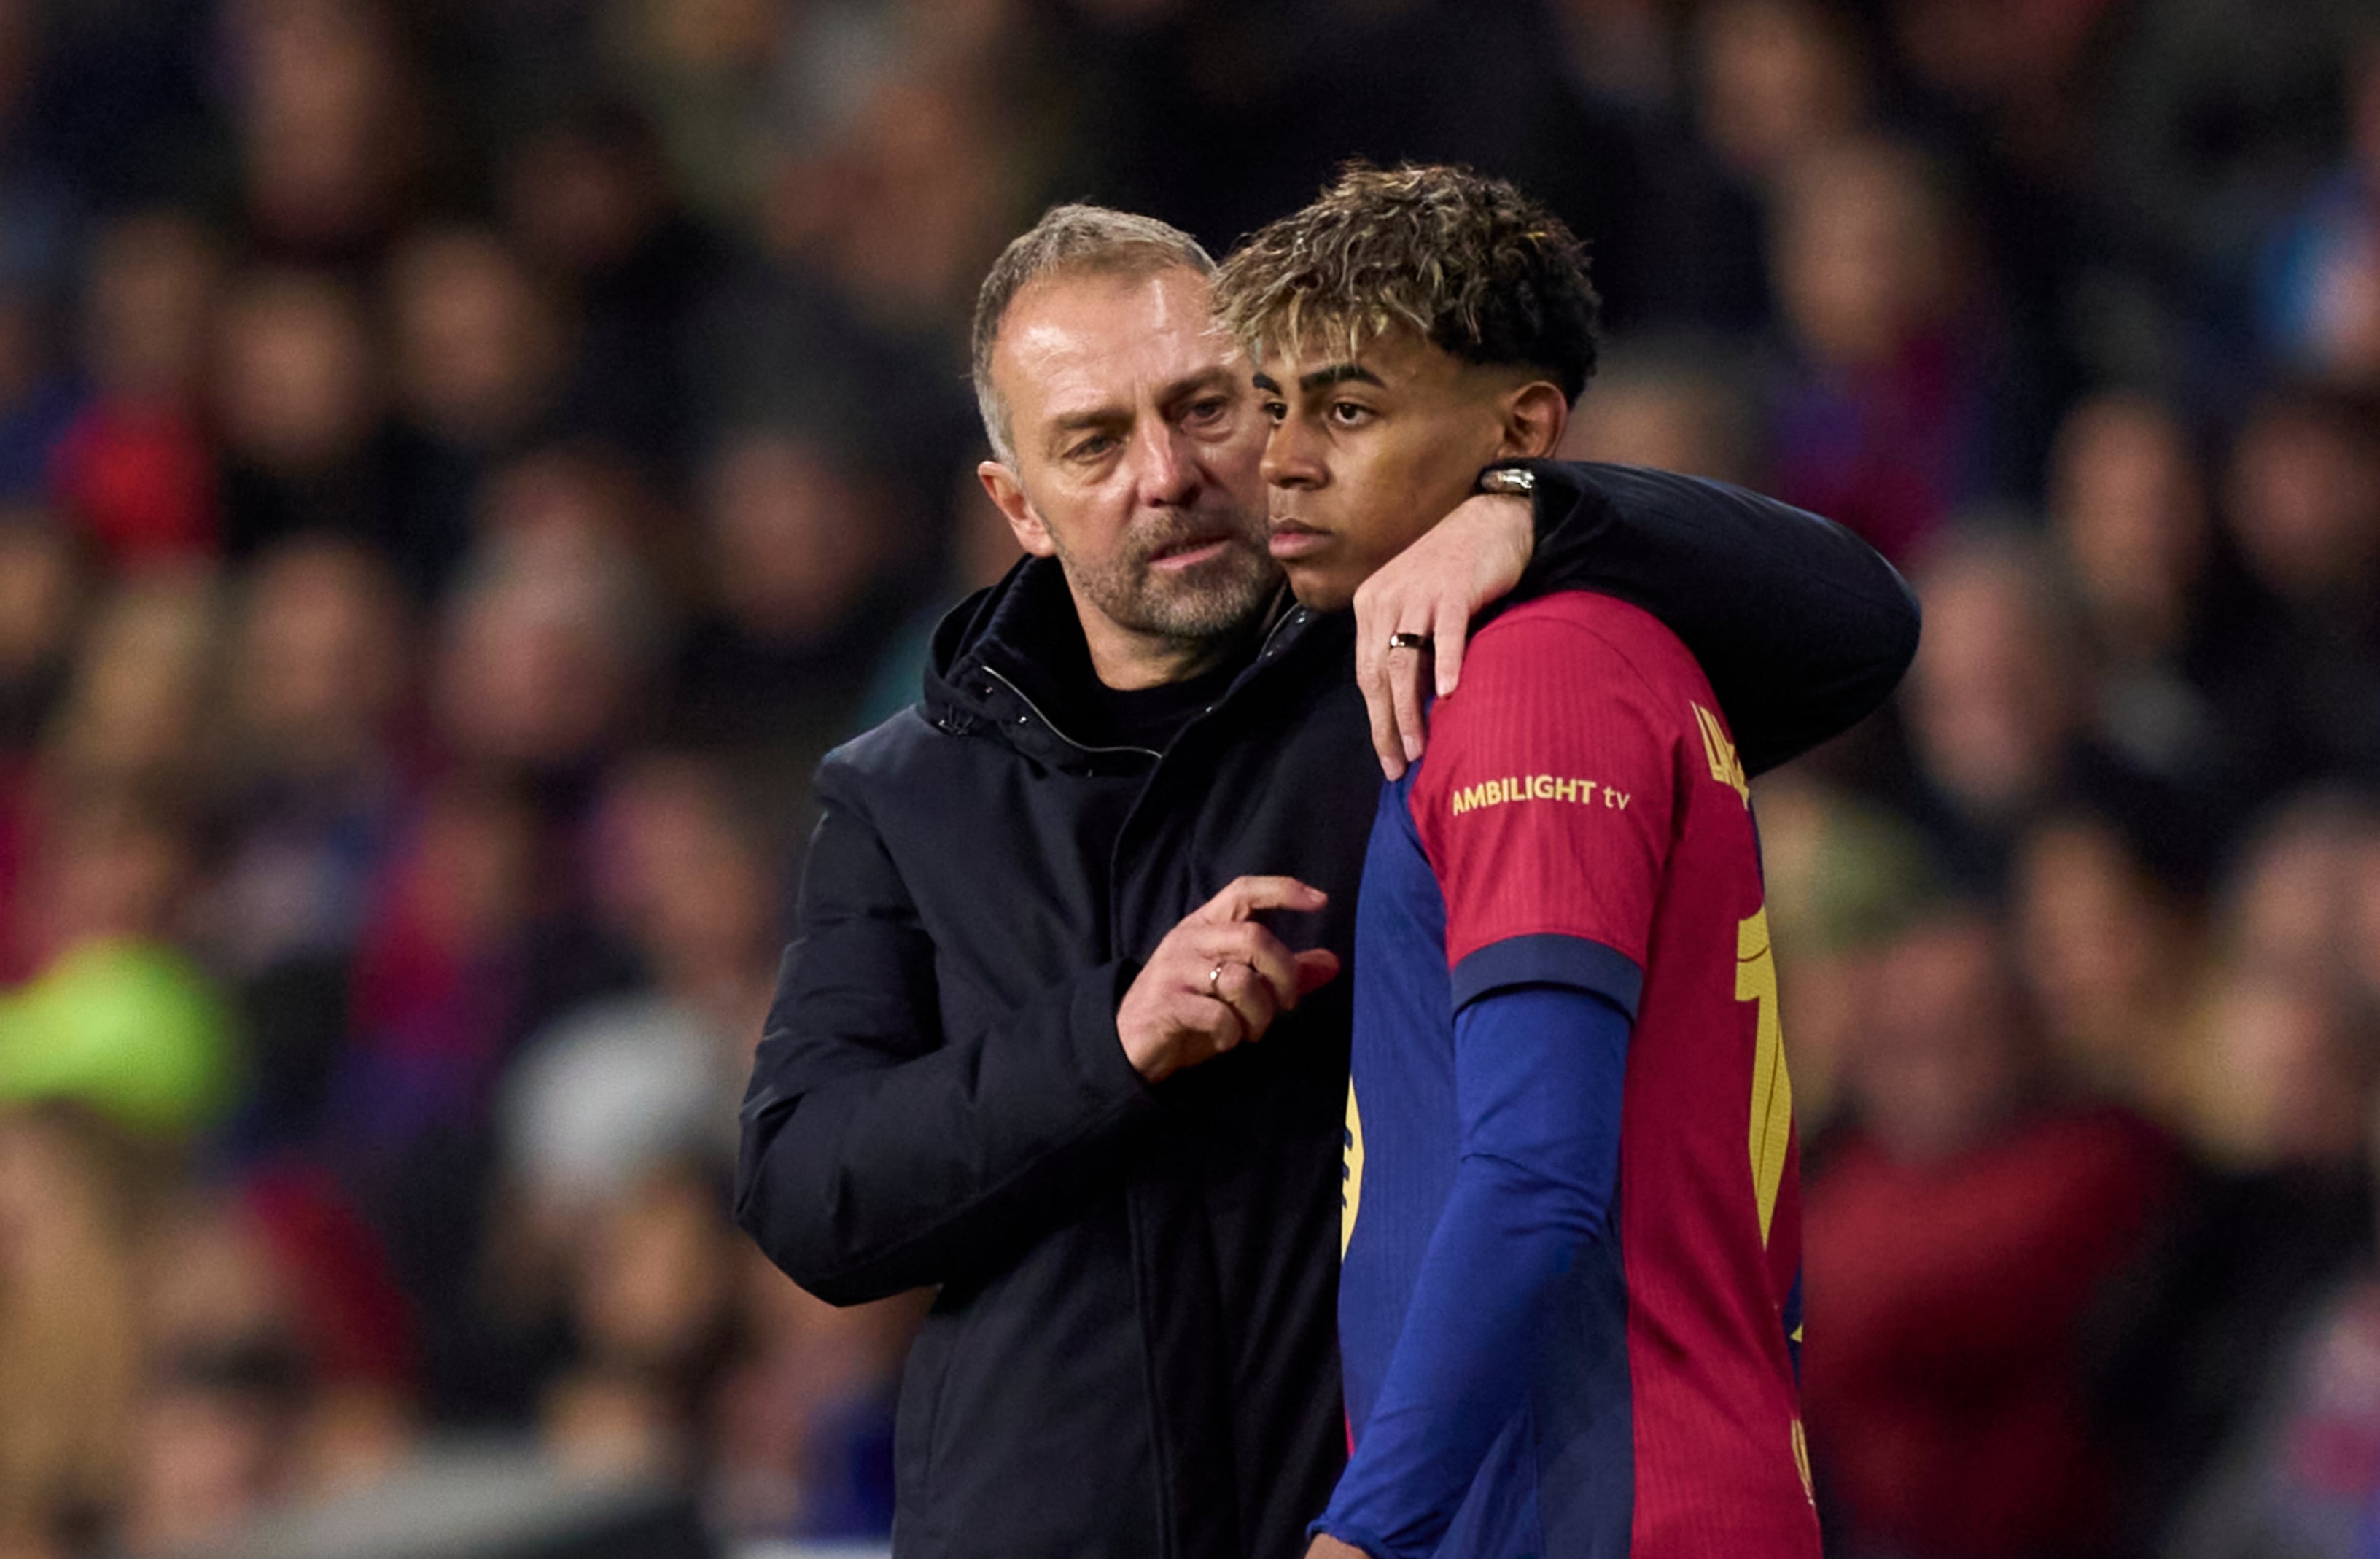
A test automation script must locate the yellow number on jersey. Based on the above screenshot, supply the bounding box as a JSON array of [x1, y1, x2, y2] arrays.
[[1737, 906, 1792, 1247], [1342, 1081, 1365, 1259]]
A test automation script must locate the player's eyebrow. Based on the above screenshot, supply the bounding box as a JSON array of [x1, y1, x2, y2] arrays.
[[1299, 363, 1382, 392], [1251, 364, 1383, 395]]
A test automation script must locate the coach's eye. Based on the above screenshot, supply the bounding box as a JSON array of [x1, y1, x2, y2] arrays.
[[1183, 395, 1231, 425], [1066, 433, 1118, 462]]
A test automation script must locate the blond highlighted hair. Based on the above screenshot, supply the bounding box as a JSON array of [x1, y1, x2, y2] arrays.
[[1214, 163, 1602, 402]]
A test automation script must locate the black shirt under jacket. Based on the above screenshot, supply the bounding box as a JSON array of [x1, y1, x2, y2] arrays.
[[735, 462, 1919, 1559]]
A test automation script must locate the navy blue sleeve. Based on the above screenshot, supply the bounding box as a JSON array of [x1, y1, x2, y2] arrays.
[[1316, 981, 1630, 1559]]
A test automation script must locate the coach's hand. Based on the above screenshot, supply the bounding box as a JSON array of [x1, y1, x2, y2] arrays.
[[1354, 489, 1533, 781], [1117, 876, 1340, 1084], [1305, 1536, 1369, 1559]]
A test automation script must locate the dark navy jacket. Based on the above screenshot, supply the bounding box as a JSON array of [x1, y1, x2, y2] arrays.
[[734, 463, 1918, 1559]]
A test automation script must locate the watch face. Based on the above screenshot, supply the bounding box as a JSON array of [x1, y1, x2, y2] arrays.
[[1480, 467, 1534, 496]]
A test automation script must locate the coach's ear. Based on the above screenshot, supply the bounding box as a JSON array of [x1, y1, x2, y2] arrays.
[[1493, 379, 1569, 462], [979, 460, 1059, 559]]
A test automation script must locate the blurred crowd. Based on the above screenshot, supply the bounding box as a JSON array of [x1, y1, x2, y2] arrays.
[[0, 0, 2376, 1555]]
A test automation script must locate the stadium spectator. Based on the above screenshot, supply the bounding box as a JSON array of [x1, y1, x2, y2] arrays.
[[665, 426, 911, 820], [219, 0, 427, 266], [1743, 774, 1940, 1140], [1802, 908, 2177, 1559], [1902, 530, 2090, 876], [0, 1107, 146, 1559], [2219, 386, 2380, 781], [0, 507, 80, 758], [47, 211, 220, 569], [206, 535, 412, 979], [537, 1159, 736, 1483], [2046, 391, 2284, 829], [499, 97, 727, 479], [1689, 0, 1872, 190], [489, 753, 781, 1356], [709, 1248, 922, 1541], [2011, 811, 2204, 1125], [210, 268, 389, 565], [1767, 136, 2011, 564], [2088, 792, 2380, 1550], [381, 228, 570, 599], [431, 476, 663, 810]]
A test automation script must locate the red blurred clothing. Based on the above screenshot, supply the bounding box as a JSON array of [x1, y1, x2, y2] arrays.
[[1803, 1107, 2177, 1558], [240, 1164, 421, 1392], [48, 399, 217, 568], [0, 755, 34, 981]]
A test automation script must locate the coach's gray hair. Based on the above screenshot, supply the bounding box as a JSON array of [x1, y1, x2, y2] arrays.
[[971, 204, 1215, 464]]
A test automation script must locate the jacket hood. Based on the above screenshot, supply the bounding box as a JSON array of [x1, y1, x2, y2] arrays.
[[920, 556, 1140, 768]]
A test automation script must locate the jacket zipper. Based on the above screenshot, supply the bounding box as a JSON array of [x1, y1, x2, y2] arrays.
[[976, 599, 1310, 762], [979, 666, 1163, 761]]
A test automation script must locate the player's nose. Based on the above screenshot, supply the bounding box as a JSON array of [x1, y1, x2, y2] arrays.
[[1261, 416, 1325, 490]]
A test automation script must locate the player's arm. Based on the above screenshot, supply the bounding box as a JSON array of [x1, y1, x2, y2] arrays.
[[734, 781, 1156, 1304], [1315, 985, 1630, 1559], [1355, 461, 1918, 777]]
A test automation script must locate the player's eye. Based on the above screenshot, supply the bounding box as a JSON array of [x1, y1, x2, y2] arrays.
[[1328, 401, 1374, 427], [1260, 399, 1287, 424]]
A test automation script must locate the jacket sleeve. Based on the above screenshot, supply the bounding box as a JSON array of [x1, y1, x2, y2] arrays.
[[1511, 459, 1921, 775], [733, 775, 1158, 1305]]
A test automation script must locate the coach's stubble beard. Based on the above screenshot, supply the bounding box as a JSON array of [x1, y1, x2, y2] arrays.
[[1059, 499, 1282, 654]]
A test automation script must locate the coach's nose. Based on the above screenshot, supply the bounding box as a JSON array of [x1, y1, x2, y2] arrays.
[[1133, 419, 1200, 508]]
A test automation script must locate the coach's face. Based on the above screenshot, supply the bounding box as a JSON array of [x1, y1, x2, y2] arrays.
[[978, 265, 1276, 684], [1258, 326, 1568, 613]]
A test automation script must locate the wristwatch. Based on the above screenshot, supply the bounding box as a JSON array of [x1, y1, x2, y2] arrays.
[[1474, 464, 1536, 497]]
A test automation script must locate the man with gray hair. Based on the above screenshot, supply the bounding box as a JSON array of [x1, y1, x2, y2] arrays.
[[736, 201, 1915, 1559]]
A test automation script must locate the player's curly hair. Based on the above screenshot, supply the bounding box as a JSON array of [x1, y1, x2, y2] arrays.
[[1214, 163, 1602, 403]]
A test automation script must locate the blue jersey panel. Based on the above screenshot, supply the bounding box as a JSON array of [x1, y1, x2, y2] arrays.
[[1341, 771, 1458, 1440], [1342, 778, 1638, 1559]]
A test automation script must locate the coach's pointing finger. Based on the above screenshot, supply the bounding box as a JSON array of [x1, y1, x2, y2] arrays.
[[1200, 876, 1327, 922]]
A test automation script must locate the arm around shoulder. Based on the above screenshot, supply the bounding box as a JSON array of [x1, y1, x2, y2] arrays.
[[1512, 459, 1919, 774]]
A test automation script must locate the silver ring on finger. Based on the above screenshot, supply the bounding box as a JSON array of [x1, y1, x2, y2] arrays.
[[1387, 631, 1430, 652], [1208, 962, 1228, 997]]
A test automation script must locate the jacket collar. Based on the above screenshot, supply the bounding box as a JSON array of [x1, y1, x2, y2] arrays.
[[920, 556, 1327, 768]]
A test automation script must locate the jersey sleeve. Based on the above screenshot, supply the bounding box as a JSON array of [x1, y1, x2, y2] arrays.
[[1412, 602, 1683, 1019], [1317, 984, 1630, 1559]]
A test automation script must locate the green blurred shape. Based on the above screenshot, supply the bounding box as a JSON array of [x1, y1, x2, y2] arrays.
[[0, 940, 243, 1135]]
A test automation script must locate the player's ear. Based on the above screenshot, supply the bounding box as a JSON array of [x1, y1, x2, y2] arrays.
[[979, 460, 1059, 559], [1494, 380, 1570, 462]]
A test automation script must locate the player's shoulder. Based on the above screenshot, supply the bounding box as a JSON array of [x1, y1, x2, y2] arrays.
[[1469, 590, 1705, 700]]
